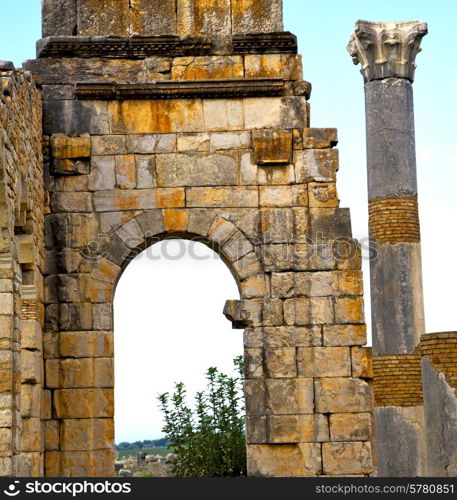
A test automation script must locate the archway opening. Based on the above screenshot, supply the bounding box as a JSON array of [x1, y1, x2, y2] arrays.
[[113, 238, 243, 476]]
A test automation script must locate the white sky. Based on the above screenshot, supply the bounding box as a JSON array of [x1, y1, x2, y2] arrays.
[[1, 0, 456, 442]]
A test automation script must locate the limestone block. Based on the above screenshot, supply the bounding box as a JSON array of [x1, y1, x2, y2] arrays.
[[42, 390, 53, 420], [266, 379, 298, 415], [177, 133, 210, 153], [136, 156, 156, 189], [177, 0, 231, 35], [252, 130, 293, 165], [0, 409, 12, 427], [302, 128, 338, 149], [295, 149, 339, 183], [135, 211, 164, 237], [77, 0, 130, 36], [115, 155, 136, 189], [240, 152, 257, 185], [245, 380, 266, 415], [0, 456, 12, 477], [59, 332, 114, 358], [258, 164, 296, 186], [46, 358, 94, 389], [22, 320, 41, 350], [51, 134, 91, 159], [94, 188, 185, 212], [259, 186, 307, 208], [55, 172, 90, 189], [269, 415, 300, 443], [261, 326, 322, 348], [231, 0, 283, 33], [323, 325, 367, 347], [187, 209, 217, 236], [60, 419, 114, 451], [309, 206, 352, 243], [163, 209, 189, 233], [329, 413, 372, 442], [0, 428, 11, 453], [297, 347, 351, 377], [240, 275, 267, 299], [43, 100, 110, 136], [21, 350, 41, 384], [296, 378, 315, 414], [308, 183, 339, 208], [51, 192, 93, 213], [0, 294, 14, 315], [245, 55, 302, 80], [222, 231, 254, 261], [232, 252, 263, 281], [123, 135, 175, 155], [271, 272, 294, 298], [129, 0, 177, 35], [59, 303, 93, 331], [89, 156, 116, 191], [45, 421, 60, 451], [108, 100, 205, 134], [315, 378, 372, 413], [334, 297, 365, 324], [186, 187, 258, 207], [54, 389, 114, 418], [244, 349, 263, 379], [246, 415, 267, 444], [210, 132, 251, 151], [156, 152, 238, 187], [244, 98, 282, 130], [172, 56, 244, 80], [91, 260, 121, 285], [93, 304, 113, 331], [262, 299, 284, 327], [21, 384, 42, 418], [42, 0, 77, 37], [91, 135, 126, 156], [203, 100, 244, 131], [247, 443, 322, 477], [351, 347, 373, 379], [265, 348, 297, 378], [299, 414, 330, 442], [283, 298, 310, 326], [22, 417, 43, 452], [322, 442, 372, 475]]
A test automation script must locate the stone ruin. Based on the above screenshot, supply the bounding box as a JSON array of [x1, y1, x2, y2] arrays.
[[0, 0, 456, 478]]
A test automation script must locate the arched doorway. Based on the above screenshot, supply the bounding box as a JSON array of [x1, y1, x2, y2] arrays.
[[114, 238, 242, 475]]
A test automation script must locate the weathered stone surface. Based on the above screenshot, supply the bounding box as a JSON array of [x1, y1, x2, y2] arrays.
[[177, 0, 232, 36], [54, 389, 114, 418], [268, 415, 300, 443], [315, 378, 372, 414], [126, 134, 176, 154], [172, 56, 244, 80], [42, 0, 77, 37], [186, 187, 258, 207], [247, 443, 322, 477], [265, 348, 296, 378], [253, 130, 293, 165], [91, 135, 126, 156], [323, 325, 367, 347], [322, 442, 372, 475], [245, 54, 302, 80], [129, 0, 178, 36], [295, 149, 339, 182], [115, 155, 136, 189], [329, 413, 372, 442], [299, 414, 330, 442], [203, 100, 244, 131], [156, 152, 238, 187], [77, 0, 130, 36], [231, 0, 283, 33], [297, 347, 351, 377], [60, 419, 114, 451], [94, 188, 185, 212], [89, 156, 115, 191]]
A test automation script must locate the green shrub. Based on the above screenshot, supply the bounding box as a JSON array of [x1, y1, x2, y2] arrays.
[[158, 356, 246, 477]]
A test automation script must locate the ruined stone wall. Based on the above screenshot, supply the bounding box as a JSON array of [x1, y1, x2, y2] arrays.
[[0, 0, 376, 478], [0, 64, 44, 476]]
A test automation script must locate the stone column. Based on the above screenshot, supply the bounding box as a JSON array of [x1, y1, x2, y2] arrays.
[[348, 20, 428, 476]]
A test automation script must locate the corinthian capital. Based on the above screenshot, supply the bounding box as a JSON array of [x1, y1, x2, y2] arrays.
[[348, 20, 428, 82]]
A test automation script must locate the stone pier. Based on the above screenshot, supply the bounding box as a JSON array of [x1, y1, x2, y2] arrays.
[[348, 21, 428, 476]]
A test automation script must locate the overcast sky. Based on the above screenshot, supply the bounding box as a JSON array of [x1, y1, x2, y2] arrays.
[[2, 0, 456, 442]]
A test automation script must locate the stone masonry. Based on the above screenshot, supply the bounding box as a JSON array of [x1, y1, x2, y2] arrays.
[[0, 63, 45, 477]]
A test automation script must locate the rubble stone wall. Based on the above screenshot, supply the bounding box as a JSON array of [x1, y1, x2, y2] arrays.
[[0, 65, 44, 477]]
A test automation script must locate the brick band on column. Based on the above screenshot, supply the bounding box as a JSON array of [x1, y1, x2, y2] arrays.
[[373, 354, 423, 407], [420, 333, 457, 390], [369, 198, 420, 244]]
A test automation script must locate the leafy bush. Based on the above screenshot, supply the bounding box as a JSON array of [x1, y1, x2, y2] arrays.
[[158, 356, 246, 477]]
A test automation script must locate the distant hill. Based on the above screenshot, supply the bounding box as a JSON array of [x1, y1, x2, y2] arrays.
[[116, 438, 169, 450]]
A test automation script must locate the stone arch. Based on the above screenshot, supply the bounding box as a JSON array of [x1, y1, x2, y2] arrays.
[[88, 211, 267, 304]]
